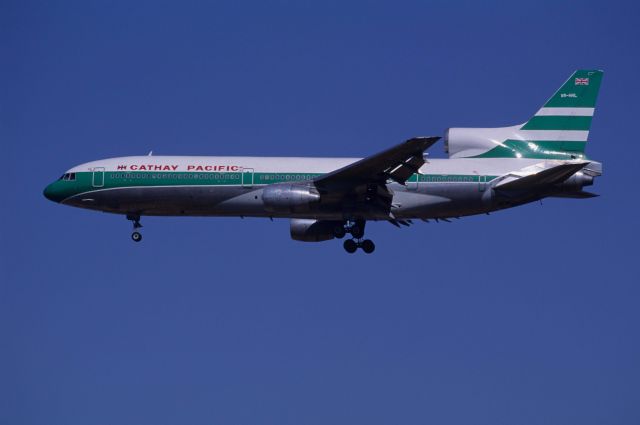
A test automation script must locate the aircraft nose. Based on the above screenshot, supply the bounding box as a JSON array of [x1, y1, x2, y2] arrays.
[[43, 182, 61, 203]]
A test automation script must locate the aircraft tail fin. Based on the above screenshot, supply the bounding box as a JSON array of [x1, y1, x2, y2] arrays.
[[445, 70, 604, 159]]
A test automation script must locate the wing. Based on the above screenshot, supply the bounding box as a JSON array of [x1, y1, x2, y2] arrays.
[[312, 136, 440, 219], [314, 136, 440, 189]]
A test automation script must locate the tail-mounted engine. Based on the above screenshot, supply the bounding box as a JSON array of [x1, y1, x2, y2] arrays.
[[556, 161, 602, 191]]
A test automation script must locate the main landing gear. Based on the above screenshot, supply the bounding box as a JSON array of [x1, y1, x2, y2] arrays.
[[333, 220, 375, 254], [127, 214, 143, 242], [343, 238, 375, 254]]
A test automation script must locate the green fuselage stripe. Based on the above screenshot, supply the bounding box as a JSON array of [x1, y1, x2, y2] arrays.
[[48, 171, 499, 202], [470, 140, 587, 159], [109, 171, 495, 186]]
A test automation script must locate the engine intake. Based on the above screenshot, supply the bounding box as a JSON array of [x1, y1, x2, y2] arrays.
[[262, 183, 320, 213]]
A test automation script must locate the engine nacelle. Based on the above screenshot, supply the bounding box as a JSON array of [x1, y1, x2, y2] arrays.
[[262, 183, 320, 213], [556, 170, 594, 191], [290, 219, 340, 242]]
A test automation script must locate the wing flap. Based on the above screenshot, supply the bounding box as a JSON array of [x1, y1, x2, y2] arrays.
[[388, 155, 425, 182]]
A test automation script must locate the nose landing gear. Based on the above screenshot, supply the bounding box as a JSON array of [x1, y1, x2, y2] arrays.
[[127, 214, 143, 243]]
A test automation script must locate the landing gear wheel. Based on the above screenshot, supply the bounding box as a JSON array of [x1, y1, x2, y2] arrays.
[[361, 239, 375, 254], [343, 239, 358, 254], [333, 226, 346, 239], [127, 214, 143, 242]]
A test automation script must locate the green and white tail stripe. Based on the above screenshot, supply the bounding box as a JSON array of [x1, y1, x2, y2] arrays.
[[448, 70, 603, 160], [521, 70, 601, 133]]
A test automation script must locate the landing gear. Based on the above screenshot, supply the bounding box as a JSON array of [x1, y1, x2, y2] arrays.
[[361, 239, 375, 254], [337, 219, 364, 239], [342, 238, 375, 254], [340, 219, 375, 254], [127, 214, 143, 243], [343, 239, 358, 253], [350, 223, 364, 239]]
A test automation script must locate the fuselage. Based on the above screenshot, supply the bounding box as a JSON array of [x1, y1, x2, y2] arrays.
[[42, 70, 604, 252], [43, 155, 562, 220]]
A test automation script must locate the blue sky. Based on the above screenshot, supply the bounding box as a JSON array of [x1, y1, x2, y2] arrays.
[[2, 1, 639, 424]]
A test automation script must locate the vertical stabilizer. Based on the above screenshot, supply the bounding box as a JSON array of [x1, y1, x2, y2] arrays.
[[445, 70, 603, 159]]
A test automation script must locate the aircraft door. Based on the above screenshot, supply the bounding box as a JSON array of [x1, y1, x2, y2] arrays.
[[478, 175, 487, 192], [242, 168, 254, 187], [92, 167, 105, 187]]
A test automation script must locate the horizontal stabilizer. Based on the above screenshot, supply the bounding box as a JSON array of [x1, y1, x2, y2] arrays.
[[495, 162, 588, 191], [551, 191, 599, 199]]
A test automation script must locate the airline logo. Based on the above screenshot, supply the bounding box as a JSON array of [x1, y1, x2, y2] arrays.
[[575, 78, 589, 86], [116, 164, 240, 171]]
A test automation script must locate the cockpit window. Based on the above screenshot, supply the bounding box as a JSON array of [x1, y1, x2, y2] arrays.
[[60, 173, 76, 181]]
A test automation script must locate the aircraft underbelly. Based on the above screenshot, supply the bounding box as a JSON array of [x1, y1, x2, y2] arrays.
[[392, 183, 490, 218], [65, 186, 247, 216]]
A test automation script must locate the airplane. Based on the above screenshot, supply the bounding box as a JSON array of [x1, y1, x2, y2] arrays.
[[44, 70, 603, 254]]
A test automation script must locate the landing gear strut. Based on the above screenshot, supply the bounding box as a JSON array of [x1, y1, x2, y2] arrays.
[[341, 219, 375, 254], [127, 214, 143, 243]]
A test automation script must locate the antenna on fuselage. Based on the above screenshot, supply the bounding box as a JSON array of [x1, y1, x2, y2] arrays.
[[147, 150, 153, 156]]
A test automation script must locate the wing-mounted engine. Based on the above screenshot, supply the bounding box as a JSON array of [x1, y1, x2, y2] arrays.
[[290, 219, 341, 242], [262, 183, 320, 213]]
